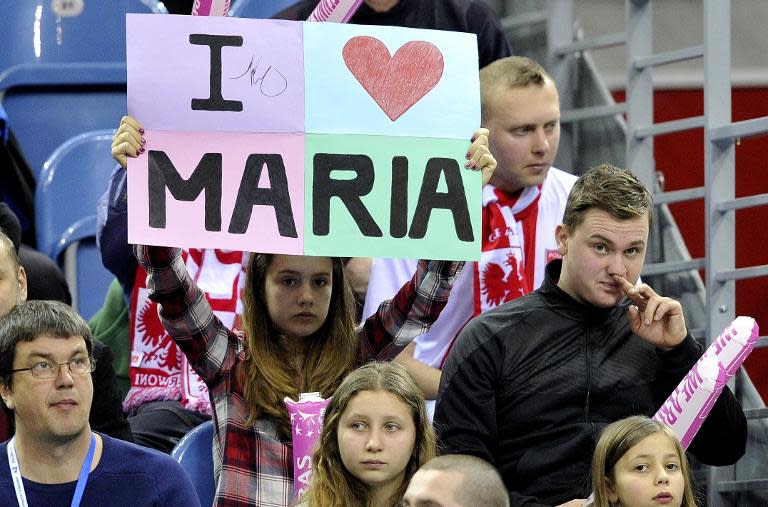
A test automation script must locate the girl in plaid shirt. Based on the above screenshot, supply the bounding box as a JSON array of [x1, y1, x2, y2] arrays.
[[114, 116, 495, 506]]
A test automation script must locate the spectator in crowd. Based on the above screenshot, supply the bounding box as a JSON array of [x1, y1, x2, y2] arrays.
[[363, 56, 576, 415], [402, 454, 510, 507], [591, 416, 697, 507], [275, 0, 511, 69], [0, 300, 199, 506], [0, 227, 132, 443], [114, 114, 495, 506], [302, 362, 435, 507], [434, 164, 747, 506], [0, 202, 70, 305]]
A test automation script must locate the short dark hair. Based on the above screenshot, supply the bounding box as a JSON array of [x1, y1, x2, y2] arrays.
[[480, 56, 555, 123], [0, 300, 92, 389], [562, 164, 653, 233], [419, 454, 509, 507]]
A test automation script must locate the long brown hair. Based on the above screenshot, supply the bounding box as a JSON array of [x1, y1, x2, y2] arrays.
[[591, 416, 697, 507], [302, 362, 436, 507], [239, 253, 358, 437]]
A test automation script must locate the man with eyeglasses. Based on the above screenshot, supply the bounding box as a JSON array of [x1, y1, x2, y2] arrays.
[[0, 300, 201, 506], [0, 223, 131, 443]]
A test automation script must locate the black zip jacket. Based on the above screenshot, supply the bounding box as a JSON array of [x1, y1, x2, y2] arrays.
[[434, 260, 747, 507]]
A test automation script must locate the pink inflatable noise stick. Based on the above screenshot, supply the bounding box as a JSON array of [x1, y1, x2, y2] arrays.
[[284, 392, 332, 499], [654, 316, 758, 448], [653, 353, 727, 449], [307, 0, 364, 23], [191, 0, 231, 17]]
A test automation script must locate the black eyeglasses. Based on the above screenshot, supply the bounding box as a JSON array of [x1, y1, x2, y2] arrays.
[[10, 356, 96, 379]]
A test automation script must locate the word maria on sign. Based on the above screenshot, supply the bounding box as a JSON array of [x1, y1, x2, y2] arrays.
[[127, 15, 481, 259]]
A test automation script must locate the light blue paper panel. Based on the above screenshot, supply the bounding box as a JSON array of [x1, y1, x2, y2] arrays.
[[304, 22, 480, 138]]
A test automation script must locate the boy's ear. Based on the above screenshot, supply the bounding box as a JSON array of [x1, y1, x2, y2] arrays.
[[605, 476, 618, 504], [555, 224, 569, 256]]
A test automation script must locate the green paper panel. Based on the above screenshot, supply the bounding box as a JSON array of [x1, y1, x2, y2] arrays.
[[304, 134, 481, 260]]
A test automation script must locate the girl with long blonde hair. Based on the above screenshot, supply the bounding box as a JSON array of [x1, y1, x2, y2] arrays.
[[591, 416, 698, 507], [301, 362, 435, 507]]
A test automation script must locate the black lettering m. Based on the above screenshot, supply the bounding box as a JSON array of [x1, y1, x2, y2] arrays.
[[148, 150, 222, 231]]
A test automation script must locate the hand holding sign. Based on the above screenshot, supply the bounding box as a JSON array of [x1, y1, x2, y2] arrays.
[[112, 116, 145, 170], [467, 128, 496, 186], [126, 16, 483, 259], [614, 275, 688, 350]]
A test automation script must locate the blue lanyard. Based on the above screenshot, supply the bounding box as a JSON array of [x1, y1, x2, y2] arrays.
[[8, 432, 96, 507]]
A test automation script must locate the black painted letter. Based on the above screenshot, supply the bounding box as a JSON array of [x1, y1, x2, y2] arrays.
[[228, 154, 298, 238], [148, 151, 222, 231], [312, 154, 382, 237], [409, 158, 473, 241], [389, 156, 409, 238], [189, 34, 243, 112]]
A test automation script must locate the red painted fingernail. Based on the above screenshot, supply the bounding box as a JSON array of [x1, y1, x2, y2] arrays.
[[139, 147, 145, 153], [470, 160, 477, 169], [140, 138, 146, 144], [466, 152, 472, 159], [139, 128, 145, 134]]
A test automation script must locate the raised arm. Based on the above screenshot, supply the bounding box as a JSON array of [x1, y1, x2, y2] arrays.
[[133, 243, 240, 388], [357, 258, 463, 361], [97, 116, 149, 297]]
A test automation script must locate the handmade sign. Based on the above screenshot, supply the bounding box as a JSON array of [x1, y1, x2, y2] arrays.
[[126, 15, 481, 259]]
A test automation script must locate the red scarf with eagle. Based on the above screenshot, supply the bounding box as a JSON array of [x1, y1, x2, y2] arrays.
[[474, 184, 542, 315], [123, 248, 246, 415]]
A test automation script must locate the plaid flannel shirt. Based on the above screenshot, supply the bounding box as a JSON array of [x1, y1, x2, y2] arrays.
[[134, 245, 462, 507]]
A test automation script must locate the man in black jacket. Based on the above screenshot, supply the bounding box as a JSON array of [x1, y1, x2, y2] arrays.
[[434, 164, 747, 507]]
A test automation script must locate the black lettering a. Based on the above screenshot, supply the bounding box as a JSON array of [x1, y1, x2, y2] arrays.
[[189, 34, 243, 112], [148, 151, 222, 231], [312, 154, 382, 237], [228, 154, 297, 237], [409, 157, 473, 241]]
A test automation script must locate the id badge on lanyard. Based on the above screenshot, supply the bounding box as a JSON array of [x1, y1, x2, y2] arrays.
[[7, 432, 96, 506]]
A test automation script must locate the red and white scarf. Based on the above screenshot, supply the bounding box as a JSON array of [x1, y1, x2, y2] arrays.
[[123, 248, 246, 415], [474, 184, 541, 315]]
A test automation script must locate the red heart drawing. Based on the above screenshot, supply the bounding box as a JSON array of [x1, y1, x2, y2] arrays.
[[342, 36, 444, 121]]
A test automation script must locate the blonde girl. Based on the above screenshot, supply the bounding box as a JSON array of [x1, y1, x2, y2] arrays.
[[302, 362, 435, 507], [591, 416, 697, 507]]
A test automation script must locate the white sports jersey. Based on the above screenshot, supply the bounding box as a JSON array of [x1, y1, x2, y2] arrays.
[[362, 168, 576, 416]]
